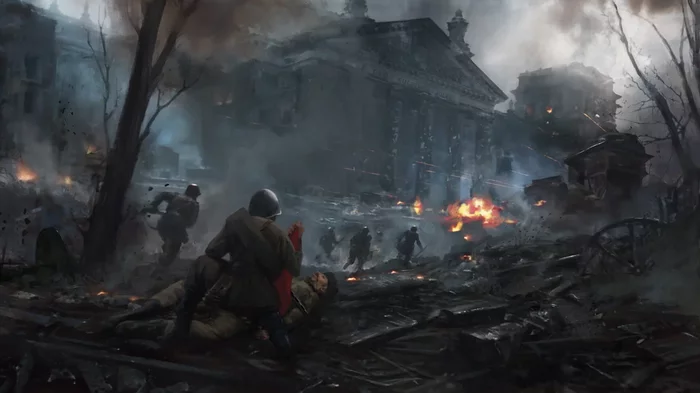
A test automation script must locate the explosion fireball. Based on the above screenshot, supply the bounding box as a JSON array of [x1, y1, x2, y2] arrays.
[[445, 197, 516, 230]]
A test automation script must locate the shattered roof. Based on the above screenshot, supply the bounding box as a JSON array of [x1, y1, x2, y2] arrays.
[[268, 16, 507, 105], [564, 133, 653, 170]]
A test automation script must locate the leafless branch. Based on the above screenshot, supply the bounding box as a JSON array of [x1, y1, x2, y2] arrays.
[[151, 0, 202, 82], [85, 7, 118, 150], [642, 15, 700, 130], [139, 71, 201, 143]]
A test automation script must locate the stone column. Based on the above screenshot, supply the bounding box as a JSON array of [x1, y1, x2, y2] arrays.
[[472, 111, 495, 197], [415, 99, 434, 200], [380, 91, 403, 192], [446, 109, 461, 202]]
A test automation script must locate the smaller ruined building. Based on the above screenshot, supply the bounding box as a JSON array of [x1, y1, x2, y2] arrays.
[[564, 133, 652, 200]]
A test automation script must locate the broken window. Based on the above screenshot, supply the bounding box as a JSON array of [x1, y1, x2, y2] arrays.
[[24, 55, 39, 80], [23, 88, 35, 113]]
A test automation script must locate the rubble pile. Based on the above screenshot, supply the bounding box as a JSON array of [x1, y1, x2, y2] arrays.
[[1, 234, 699, 393]]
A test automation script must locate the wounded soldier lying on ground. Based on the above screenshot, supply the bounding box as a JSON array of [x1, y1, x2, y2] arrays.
[[93, 272, 337, 342]]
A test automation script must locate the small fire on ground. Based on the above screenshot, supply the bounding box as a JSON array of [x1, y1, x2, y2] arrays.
[[446, 196, 517, 231], [413, 197, 423, 215], [461, 254, 474, 262], [534, 200, 546, 207], [464, 234, 472, 241], [16, 162, 37, 182], [96, 291, 140, 302]]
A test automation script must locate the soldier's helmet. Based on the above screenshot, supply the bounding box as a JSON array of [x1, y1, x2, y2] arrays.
[[361, 226, 369, 234], [249, 189, 282, 219], [410, 226, 418, 232], [327, 226, 334, 232], [185, 184, 201, 198]]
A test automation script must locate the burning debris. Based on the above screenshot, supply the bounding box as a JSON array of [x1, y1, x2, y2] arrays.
[[534, 199, 546, 207], [446, 196, 517, 231], [16, 162, 37, 182], [412, 197, 423, 215]]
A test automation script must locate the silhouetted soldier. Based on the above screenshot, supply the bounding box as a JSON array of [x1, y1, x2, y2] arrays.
[[144, 184, 201, 266], [396, 225, 423, 267], [344, 227, 372, 271], [318, 227, 339, 259]]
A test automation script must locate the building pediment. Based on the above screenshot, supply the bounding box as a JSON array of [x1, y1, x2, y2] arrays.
[[276, 17, 507, 107]]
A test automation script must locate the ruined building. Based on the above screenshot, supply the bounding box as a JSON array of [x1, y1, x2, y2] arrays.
[[202, 8, 507, 204], [0, 0, 57, 157], [511, 62, 620, 140]]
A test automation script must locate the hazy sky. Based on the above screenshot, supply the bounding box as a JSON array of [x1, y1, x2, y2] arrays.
[[38, 0, 682, 114]]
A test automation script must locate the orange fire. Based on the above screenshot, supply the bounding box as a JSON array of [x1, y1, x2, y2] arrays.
[[534, 200, 546, 207], [546, 106, 553, 114], [60, 176, 72, 186], [464, 234, 472, 241], [346, 277, 358, 282], [413, 197, 423, 215], [460, 254, 473, 261], [128, 296, 140, 302], [390, 270, 398, 274], [416, 275, 425, 280], [16, 162, 37, 182], [85, 144, 97, 155], [96, 291, 107, 296], [445, 197, 512, 229], [396, 201, 405, 206]]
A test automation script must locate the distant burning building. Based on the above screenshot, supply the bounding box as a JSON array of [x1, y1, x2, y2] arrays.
[[201, 7, 507, 203], [511, 62, 621, 141]]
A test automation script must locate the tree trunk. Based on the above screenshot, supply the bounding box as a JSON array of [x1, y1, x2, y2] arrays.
[[80, 0, 167, 267]]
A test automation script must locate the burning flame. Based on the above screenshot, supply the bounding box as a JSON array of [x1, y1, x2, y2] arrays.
[[416, 275, 425, 280], [60, 176, 72, 186], [461, 254, 473, 261], [463, 234, 472, 241], [413, 197, 423, 215], [129, 296, 140, 302], [16, 162, 37, 182], [346, 277, 358, 282], [534, 200, 546, 207], [445, 197, 513, 229], [96, 291, 107, 296], [396, 201, 405, 206], [546, 106, 553, 114], [85, 144, 97, 155], [390, 270, 398, 274]]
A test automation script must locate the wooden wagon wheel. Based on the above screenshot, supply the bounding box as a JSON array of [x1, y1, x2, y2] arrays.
[[589, 218, 664, 274]]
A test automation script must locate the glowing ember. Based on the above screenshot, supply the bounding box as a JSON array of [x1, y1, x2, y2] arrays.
[[505, 219, 517, 224], [60, 176, 72, 186], [416, 275, 425, 280], [546, 106, 553, 114], [96, 291, 107, 296], [346, 277, 358, 282], [85, 144, 97, 155], [129, 296, 140, 302], [534, 200, 546, 207], [16, 162, 37, 182], [464, 234, 472, 241], [396, 201, 405, 206], [445, 197, 507, 229], [460, 254, 473, 261], [413, 197, 423, 215], [390, 270, 398, 274]]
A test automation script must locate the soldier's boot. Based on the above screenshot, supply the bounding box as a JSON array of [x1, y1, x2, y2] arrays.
[[343, 256, 355, 270], [158, 241, 182, 266], [258, 311, 294, 361], [115, 319, 170, 340]]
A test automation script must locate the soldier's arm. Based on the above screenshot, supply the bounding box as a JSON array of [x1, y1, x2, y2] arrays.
[[150, 192, 175, 208], [416, 235, 423, 249], [187, 202, 200, 228], [205, 218, 232, 259]]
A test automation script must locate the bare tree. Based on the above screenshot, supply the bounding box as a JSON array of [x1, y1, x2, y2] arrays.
[[612, 2, 697, 182], [81, 0, 202, 268], [85, 7, 120, 151]]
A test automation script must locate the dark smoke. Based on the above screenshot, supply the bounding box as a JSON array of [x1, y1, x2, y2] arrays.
[[626, 0, 680, 14], [109, 0, 325, 59]]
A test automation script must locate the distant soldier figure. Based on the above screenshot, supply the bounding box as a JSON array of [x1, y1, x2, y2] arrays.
[[144, 184, 201, 266], [344, 227, 372, 271], [396, 226, 423, 267], [318, 227, 339, 260]]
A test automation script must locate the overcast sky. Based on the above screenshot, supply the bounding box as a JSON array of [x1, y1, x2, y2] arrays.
[[38, 0, 683, 112]]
